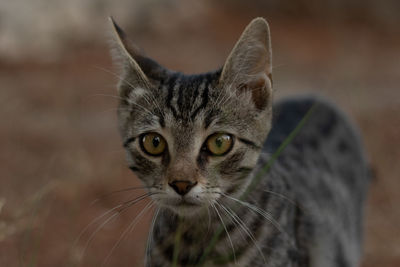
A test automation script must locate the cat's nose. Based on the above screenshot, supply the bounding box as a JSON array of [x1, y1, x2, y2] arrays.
[[169, 181, 197, 196]]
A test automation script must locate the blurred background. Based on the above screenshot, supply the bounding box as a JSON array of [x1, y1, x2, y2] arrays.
[[0, 0, 399, 266]]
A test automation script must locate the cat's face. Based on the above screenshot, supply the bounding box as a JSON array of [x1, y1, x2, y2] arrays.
[[111, 17, 273, 217]]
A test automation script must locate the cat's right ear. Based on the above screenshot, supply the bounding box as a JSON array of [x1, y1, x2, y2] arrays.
[[109, 17, 165, 97]]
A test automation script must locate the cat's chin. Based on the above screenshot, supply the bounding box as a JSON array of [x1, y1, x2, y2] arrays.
[[161, 201, 208, 218]]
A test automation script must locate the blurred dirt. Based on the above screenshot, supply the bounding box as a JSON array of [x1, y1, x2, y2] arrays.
[[0, 6, 399, 267]]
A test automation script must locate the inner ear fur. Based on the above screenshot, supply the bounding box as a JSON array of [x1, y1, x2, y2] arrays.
[[109, 17, 166, 96]]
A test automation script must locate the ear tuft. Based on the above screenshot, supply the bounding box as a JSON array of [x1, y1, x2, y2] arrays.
[[109, 17, 169, 100], [109, 17, 144, 63], [220, 17, 273, 110], [109, 17, 152, 96]]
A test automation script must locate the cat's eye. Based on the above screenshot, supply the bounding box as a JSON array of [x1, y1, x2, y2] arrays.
[[140, 132, 166, 156], [205, 133, 233, 156]]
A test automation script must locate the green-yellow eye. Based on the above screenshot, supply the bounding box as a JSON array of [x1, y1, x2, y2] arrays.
[[206, 133, 233, 156], [140, 132, 166, 156]]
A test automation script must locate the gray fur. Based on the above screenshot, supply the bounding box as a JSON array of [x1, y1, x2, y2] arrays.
[[110, 17, 369, 267]]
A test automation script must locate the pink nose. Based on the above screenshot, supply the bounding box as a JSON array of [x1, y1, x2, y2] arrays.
[[169, 181, 197, 196]]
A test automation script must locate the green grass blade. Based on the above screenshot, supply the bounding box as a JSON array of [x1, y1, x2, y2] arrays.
[[172, 217, 184, 267]]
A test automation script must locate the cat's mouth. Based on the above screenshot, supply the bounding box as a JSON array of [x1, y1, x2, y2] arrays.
[[155, 194, 212, 216], [172, 199, 200, 207], [164, 197, 205, 213]]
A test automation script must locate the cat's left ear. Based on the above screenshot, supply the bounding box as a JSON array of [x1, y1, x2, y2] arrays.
[[220, 17, 272, 110]]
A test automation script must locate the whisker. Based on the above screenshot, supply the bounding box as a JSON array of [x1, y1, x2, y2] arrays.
[[93, 66, 137, 89], [271, 63, 287, 70], [90, 186, 152, 207], [78, 193, 154, 263], [211, 202, 236, 264], [263, 190, 304, 211], [214, 201, 246, 242], [216, 201, 267, 265], [79, 210, 121, 264], [93, 66, 165, 118], [73, 203, 124, 253], [145, 207, 160, 267], [101, 201, 155, 266], [220, 193, 295, 249], [120, 192, 158, 209], [127, 101, 156, 117], [140, 91, 165, 118], [87, 93, 125, 101], [95, 107, 130, 116]]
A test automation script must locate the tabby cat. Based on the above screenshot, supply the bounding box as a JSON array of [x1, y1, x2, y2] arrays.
[[110, 17, 369, 267]]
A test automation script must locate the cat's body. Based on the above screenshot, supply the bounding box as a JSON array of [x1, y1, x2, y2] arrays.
[[109, 17, 369, 267]]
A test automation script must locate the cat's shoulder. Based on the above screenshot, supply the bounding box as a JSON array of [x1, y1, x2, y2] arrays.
[[272, 95, 352, 136], [265, 95, 365, 157]]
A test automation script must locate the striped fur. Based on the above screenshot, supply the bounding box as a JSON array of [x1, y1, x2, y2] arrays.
[[110, 17, 369, 267]]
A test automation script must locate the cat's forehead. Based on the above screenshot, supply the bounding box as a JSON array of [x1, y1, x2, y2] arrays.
[[156, 70, 221, 124]]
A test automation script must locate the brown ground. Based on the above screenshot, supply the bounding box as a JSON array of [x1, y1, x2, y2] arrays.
[[0, 6, 399, 267]]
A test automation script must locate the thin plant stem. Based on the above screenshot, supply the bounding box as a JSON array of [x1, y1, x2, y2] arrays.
[[172, 216, 184, 267]]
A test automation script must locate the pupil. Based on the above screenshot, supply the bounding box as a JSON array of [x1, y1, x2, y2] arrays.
[[152, 136, 160, 147], [215, 137, 223, 148]]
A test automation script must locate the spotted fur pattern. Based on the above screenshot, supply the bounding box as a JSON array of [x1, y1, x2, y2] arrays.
[[110, 17, 369, 267]]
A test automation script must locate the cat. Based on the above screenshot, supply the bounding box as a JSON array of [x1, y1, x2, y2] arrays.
[[109, 17, 370, 267]]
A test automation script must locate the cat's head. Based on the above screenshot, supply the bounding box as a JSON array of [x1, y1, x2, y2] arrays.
[[110, 17, 273, 217]]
